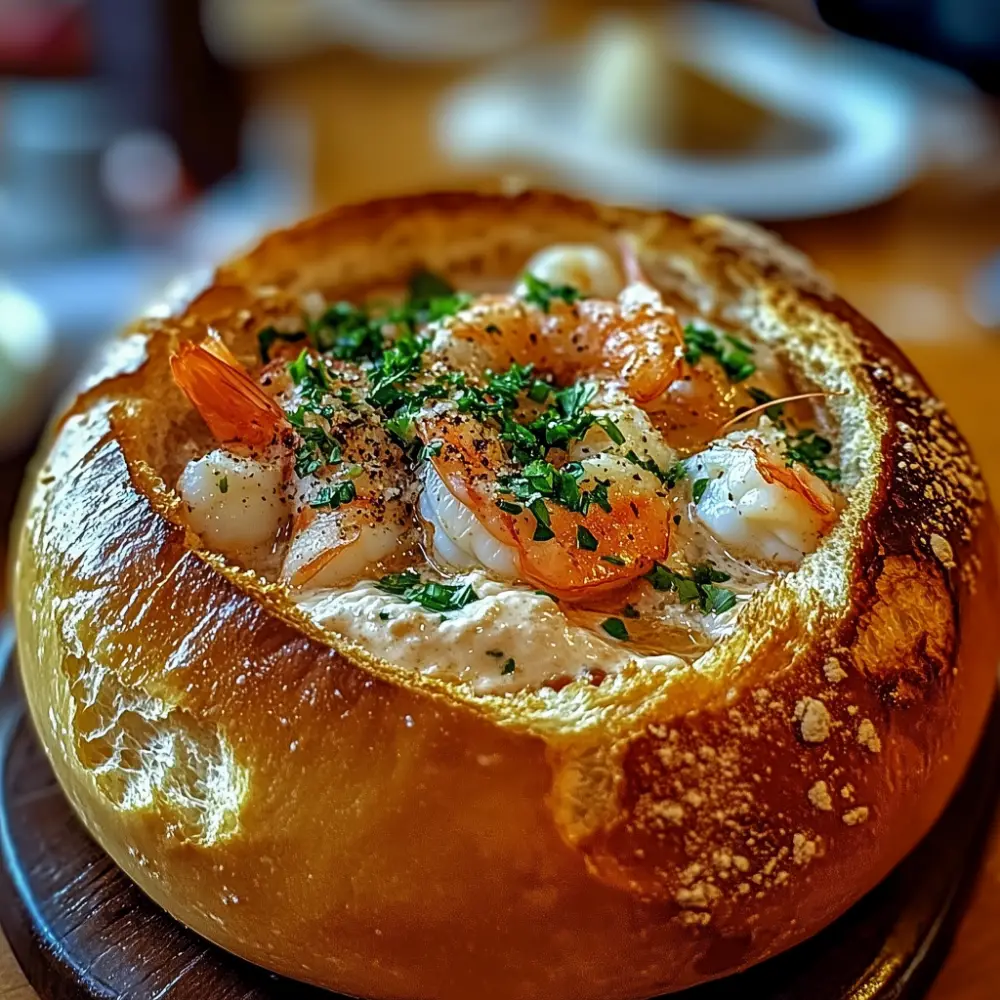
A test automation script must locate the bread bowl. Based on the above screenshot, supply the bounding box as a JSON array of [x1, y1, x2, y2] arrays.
[[12, 190, 998, 1000]]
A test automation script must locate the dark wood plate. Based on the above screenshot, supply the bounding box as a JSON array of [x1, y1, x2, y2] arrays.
[[1, 627, 998, 1000]]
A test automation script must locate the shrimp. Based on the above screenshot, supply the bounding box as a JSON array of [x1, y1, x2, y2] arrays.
[[281, 496, 409, 589], [177, 449, 288, 553], [685, 431, 841, 565], [172, 337, 293, 556], [428, 240, 749, 457], [171, 338, 411, 585], [418, 462, 520, 577], [280, 413, 412, 588], [518, 243, 623, 299], [428, 249, 685, 407], [568, 388, 677, 470], [170, 337, 288, 451], [416, 408, 672, 601]]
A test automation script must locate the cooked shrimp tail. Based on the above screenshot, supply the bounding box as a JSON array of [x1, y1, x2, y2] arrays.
[[171, 336, 288, 450]]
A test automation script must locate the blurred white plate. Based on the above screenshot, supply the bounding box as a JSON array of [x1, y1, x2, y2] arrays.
[[438, 4, 930, 219]]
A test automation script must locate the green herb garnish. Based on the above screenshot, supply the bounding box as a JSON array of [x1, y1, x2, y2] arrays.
[[375, 571, 481, 614], [308, 480, 357, 509], [395, 269, 472, 327], [417, 439, 443, 462], [683, 324, 756, 382], [526, 379, 551, 403], [310, 302, 386, 362], [500, 657, 516, 675], [496, 459, 612, 532], [784, 428, 841, 483], [528, 497, 555, 542], [285, 352, 347, 477], [622, 604, 641, 619], [576, 525, 598, 551], [601, 617, 630, 641], [692, 477, 710, 503], [644, 562, 738, 615], [257, 327, 307, 363], [598, 416, 625, 445], [217, 475, 229, 494], [624, 450, 686, 489], [746, 386, 786, 422], [702, 585, 738, 614], [521, 273, 582, 313]]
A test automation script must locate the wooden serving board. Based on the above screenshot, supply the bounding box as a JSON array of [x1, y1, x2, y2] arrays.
[[1, 628, 998, 1000]]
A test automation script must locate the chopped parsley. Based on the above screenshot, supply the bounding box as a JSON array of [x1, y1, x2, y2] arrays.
[[472, 376, 601, 464], [576, 525, 598, 551], [407, 268, 454, 303], [394, 269, 472, 328], [598, 416, 625, 445], [367, 329, 426, 410], [528, 497, 554, 541], [692, 477, 710, 503], [484, 363, 536, 408], [622, 603, 641, 619], [784, 428, 841, 483], [746, 386, 786, 422], [500, 657, 516, 676], [310, 302, 386, 362], [644, 562, 738, 615], [526, 379, 551, 403], [601, 617, 630, 641], [276, 270, 472, 461], [683, 324, 756, 382], [301, 272, 469, 364], [284, 352, 347, 477], [417, 439, 443, 462], [538, 381, 598, 449], [217, 475, 229, 494], [496, 460, 613, 542], [521, 273, 582, 312], [257, 327, 307, 363], [288, 347, 331, 395], [625, 450, 686, 488], [375, 571, 480, 613], [499, 460, 586, 511], [738, 388, 840, 483], [308, 480, 357, 509], [601, 554, 627, 566]]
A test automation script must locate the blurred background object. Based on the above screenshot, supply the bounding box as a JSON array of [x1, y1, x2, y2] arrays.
[[439, 3, 974, 218], [817, 0, 1000, 93], [202, 0, 540, 63]]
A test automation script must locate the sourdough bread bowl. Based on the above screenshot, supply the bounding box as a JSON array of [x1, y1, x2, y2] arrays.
[[13, 190, 999, 1000]]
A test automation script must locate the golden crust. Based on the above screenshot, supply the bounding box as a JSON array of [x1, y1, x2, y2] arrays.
[[13, 190, 999, 1000]]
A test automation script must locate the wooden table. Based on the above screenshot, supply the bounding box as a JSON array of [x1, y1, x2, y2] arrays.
[[3, 22, 1000, 998]]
